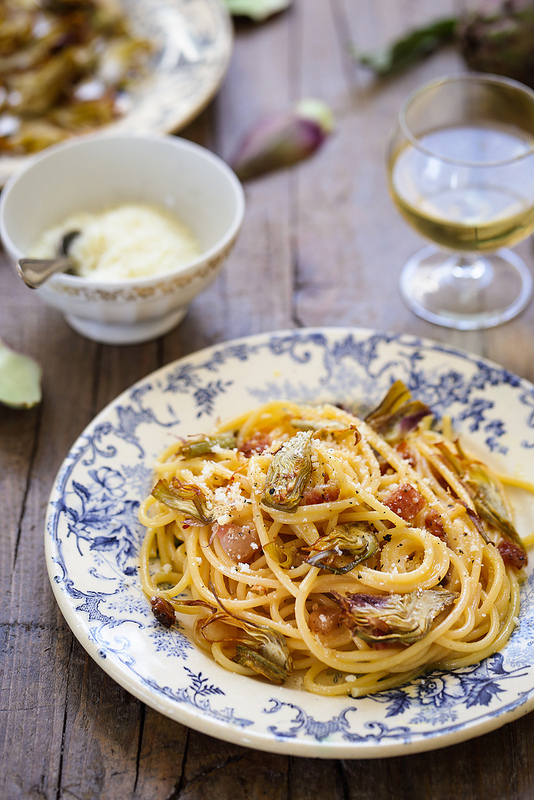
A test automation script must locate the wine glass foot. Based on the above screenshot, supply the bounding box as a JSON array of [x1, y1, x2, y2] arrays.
[[400, 246, 533, 330]]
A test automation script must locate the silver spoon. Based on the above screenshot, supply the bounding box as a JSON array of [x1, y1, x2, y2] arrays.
[[17, 230, 81, 289]]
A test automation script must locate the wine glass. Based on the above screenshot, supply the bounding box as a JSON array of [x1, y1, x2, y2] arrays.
[[387, 73, 534, 329]]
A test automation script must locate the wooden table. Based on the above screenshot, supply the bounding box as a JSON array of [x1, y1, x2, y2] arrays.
[[3, 1, 534, 797]]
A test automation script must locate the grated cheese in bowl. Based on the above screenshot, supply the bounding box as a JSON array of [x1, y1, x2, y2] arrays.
[[30, 202, 201, 281]]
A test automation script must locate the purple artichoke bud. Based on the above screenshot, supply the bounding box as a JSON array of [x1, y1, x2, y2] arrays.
[[231, 99, 334, 181], [457, 0, 534, 87]]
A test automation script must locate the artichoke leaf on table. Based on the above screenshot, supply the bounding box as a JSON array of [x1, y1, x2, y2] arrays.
[[224, 0, 292, 21], [0, 340, 42, 409]]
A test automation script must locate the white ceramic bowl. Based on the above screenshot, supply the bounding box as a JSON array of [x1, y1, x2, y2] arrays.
[[0, 133, 245, 344]]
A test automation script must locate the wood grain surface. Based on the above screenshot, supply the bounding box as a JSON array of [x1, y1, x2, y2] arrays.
[[2, 1, 534, 798]]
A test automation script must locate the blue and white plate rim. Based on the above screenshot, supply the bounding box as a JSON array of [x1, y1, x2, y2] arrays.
[[44, 326, 534, 759]]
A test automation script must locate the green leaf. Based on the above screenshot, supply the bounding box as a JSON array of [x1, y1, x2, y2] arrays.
[[224, 0, 292, 21], [353, 17, 457, 76]]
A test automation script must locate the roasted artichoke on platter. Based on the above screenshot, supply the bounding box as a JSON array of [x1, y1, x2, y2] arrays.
[[0, 0, 153, 155]]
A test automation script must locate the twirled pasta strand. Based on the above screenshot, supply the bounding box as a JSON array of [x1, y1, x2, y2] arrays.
[[138, 399, 529, 697]]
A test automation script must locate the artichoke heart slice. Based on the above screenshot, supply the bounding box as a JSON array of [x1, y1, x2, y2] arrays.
[[196, 602, 293, 684], [291, 417, 361, 444], [333, 589, 458, 644], [151, 477, 214, 524], [177, 432, 237, 459], [233, 630, 293, 684], [438, 441, 525, 551], [365, 380, 431, 444], [262, 430, 313, 512], [465, 461, 524, 547], [263, 540, 299, 568], [305, 523, 378, 574]]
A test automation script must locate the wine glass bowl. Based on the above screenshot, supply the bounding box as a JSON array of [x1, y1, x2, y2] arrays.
[[387, 74, 534, 329]]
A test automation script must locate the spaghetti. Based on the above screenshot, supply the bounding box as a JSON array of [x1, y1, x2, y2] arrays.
[[138, 382, 530, 697]]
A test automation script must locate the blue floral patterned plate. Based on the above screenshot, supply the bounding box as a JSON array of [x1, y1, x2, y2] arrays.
[[45, 328, 534, 758]]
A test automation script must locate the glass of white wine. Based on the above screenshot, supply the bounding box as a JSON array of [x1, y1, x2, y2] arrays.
[[387, 73, 534, 329]]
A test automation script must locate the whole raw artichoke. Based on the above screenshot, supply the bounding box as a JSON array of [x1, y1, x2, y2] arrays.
[[457, 0, 534, 87], [354, 0, 534, 88]]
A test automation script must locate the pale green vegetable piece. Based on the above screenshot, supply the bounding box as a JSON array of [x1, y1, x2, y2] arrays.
[[192, 594, 293, 684], [224, 0, 292, 21], [305, 522, 378, 574], [0, 339, 42, 409], [262, 430, 313, 512], [152, 477, 214, 524]]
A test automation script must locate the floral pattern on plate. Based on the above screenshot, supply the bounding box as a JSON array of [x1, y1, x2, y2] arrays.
[[45, 328, 534, 758]]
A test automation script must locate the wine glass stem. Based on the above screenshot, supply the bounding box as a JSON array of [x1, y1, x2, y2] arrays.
[[450, 255, 490, 281], [447, 254, 493, 307]]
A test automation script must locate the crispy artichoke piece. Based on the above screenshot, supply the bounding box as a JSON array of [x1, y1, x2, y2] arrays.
[[176, 433, 237, 460], [438, 441, 525, 552], [0, 119, 69, 154], [0, 19, 50, 67], [165, 593, 292, 684], [305, 523, 378, 574], [7, 49, 80, 117], [333, 589, 457, 644], [465, 461, 524, 546], [96, 38, 153, 88], [234, 620, 292, 683], [290, 417, 362, 444], [195, 593, 292, 684], [365, 380, 431, 444], [50, 95, 117, 131], [262, 430, 313, 512], [151, 478, 214, 525], [263, 540, 299, 568], [233, 642, 291, 684]]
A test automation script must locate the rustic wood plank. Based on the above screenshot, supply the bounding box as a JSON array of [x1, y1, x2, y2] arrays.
[[179, 731, 288, 800], [1, 622, 70, 800], [3, 0, 534, 797], [341, 717, 534, 800], [133, 707, 189, 798]]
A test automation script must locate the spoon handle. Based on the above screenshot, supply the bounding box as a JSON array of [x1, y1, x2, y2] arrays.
[[17, 257, 74, 289]]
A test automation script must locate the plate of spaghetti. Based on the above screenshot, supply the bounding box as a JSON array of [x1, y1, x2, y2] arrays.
[[45, 328, 534, 758]]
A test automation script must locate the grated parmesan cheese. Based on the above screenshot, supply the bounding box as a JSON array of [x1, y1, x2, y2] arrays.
[[212, 481, 247, 524], [30, 202, 201, 281]]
